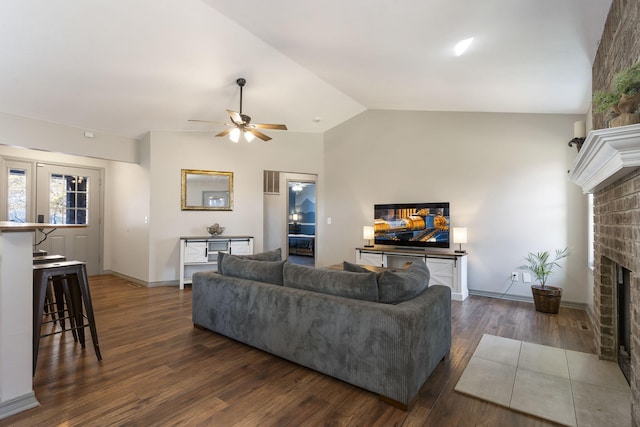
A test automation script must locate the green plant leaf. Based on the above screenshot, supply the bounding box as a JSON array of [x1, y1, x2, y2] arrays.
[[517, 247, 570, 288], [593, 61, 640, 114]]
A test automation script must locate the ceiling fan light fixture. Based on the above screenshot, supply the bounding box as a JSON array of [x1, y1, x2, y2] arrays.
[[190, 78, 287, 143], [229, 127, 241, 143], [454, 37, 474, 56]]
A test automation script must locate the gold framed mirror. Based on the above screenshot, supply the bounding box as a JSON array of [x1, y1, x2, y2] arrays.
[[181, 169, 233, 211]]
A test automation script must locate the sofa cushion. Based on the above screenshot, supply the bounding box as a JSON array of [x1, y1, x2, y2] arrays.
[[220, 256, 285, 285], [377, 261, 430, 304], [218, 248, 282, 274], [283, 263, 378, 302]]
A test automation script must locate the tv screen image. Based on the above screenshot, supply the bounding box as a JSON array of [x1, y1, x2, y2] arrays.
[[374, 202, 450, 249]]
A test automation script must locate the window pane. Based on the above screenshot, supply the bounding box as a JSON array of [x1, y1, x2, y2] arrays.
[[76, 177, 87, 192], [65, 176, 76, 191], [8, 168, 27, 222], [50, 174, 89, 225]]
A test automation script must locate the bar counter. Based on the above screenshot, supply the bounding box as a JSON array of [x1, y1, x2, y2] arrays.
[[0, 222, 84, 419]]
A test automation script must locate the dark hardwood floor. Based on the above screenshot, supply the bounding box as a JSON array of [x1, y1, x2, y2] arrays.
[[3, 275, 594, 426]]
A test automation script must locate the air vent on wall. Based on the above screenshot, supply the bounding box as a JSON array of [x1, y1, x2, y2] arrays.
[[263, 170, 280, 194]]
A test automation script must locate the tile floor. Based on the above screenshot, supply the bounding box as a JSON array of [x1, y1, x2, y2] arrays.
[[455, 334, 631, 427]]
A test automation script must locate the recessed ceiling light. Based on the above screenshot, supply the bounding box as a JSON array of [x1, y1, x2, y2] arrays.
[[454, 37, 474, 56]]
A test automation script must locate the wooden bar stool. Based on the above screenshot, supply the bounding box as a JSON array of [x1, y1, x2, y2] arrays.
[[32, 261, 102, 375]]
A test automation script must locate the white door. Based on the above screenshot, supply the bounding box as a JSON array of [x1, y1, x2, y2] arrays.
[[35, 164, 102, 275]]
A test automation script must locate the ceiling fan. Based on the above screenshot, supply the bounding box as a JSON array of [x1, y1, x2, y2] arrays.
[[189, 78, 287, 142]]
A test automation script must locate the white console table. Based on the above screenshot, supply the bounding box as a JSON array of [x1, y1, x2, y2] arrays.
[[179, 236, 253, 289], [355, 246, 468, 301]]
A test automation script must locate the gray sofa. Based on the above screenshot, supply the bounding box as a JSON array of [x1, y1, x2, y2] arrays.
[[192, 252, 451, 408]]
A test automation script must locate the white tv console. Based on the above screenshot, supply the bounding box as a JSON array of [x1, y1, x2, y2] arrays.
[[179, 236, 253, 289], [355, 246, 468, 301]]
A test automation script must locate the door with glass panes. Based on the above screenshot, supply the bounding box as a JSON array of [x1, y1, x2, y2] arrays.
[[35, 164, 101, 275]]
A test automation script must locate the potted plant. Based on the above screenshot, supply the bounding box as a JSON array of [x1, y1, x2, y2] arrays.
[[519, 248, 569, 314], [593, 61, 640, 127]]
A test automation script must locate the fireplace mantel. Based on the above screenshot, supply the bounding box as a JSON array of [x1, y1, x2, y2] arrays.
[[568, 123, 640, 193]]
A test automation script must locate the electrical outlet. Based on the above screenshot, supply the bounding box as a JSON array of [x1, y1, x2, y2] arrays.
[[511, 272, 519, 281], [523, 272, 532, 283]]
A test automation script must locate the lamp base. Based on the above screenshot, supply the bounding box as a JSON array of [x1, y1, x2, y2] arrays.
[[454, 249, 467, 254], [364, 244, 374, 248]]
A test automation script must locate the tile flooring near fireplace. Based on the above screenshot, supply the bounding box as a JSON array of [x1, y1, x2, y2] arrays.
[[455, 334, 631, 427]]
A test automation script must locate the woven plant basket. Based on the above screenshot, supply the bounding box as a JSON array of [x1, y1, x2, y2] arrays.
[[531, 285, 562, 314]]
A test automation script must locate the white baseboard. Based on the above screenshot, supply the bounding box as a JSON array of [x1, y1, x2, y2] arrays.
[[103, 270, 178, 288], [0, 392, 39, 420], [468, 289, 588, 310]]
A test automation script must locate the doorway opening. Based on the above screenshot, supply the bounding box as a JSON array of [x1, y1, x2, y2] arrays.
[[287, 180, 316, 266], [262, 171, 317, 266]]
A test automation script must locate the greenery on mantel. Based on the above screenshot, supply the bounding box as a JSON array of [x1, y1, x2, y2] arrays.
[[593, 61, 640, 114]]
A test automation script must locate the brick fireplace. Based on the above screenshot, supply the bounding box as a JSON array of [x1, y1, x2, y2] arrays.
[[569, 124, 640, 424]]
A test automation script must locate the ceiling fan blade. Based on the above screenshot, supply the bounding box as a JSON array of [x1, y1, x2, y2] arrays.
[[188, 119, 227, 124], [189, 119, 238, 128], [215, 128, 233, 138], [246, 128, 272, 141], [252, 123, 288, 130], [227, 110, 243, 125]]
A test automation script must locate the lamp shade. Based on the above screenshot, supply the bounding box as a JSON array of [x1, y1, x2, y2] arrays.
[[453, 227, 467, 244], [363, 225, 375, 240]]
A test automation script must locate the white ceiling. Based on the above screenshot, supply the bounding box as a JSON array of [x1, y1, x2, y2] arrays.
[[0, 0, 611, 140]]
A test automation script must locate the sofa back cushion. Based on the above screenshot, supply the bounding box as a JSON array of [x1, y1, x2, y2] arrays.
[[377, 261, 430, 304], [217, 248, 282, 275], [283, 263, 379, 302], [220, 256, 285, 285]]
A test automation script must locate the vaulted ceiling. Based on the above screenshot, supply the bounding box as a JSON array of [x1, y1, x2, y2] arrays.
[[0, 0, 611, 140]]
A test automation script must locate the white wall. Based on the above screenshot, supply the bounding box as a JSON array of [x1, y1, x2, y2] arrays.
[[322, 110, 591, 305], [0, 112, 137, 163], [105, 134, 151, 280], [145, 130, 323, 284]]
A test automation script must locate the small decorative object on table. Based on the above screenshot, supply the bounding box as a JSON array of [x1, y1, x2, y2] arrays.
[[518, 247, 569, 314], [207, 223, 225, 236]]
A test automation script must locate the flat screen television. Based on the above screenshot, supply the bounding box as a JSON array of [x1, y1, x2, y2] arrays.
[[374, 202, 450, 249]]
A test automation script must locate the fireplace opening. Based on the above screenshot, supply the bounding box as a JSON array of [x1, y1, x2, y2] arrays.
[[617, 264, 631, 385]]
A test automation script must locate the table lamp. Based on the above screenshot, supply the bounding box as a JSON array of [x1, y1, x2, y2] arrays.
[[453, 227, 467, 253], [363, 225, 375, 248]]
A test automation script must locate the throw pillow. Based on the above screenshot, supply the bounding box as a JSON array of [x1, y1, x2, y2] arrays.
[[377, 261, 430, 304], [283, 263, 378, 302], [342, 261, 371, 273], [220, 256, 285, 285], [218, 248, 282, 275]]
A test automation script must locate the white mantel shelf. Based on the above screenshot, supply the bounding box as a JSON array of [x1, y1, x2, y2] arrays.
[[568, 123, 640, 194]]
